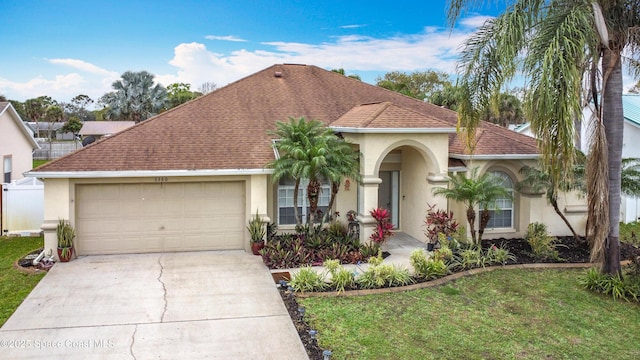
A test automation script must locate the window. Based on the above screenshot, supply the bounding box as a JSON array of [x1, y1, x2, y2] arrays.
[[486, 171, 514, 229], [3, 156, 11, 183], [278, 177, 330, 225]]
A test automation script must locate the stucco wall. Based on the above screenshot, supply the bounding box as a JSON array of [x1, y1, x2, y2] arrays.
[[441, 159, 587, 242], [0, 111, 34, 182]]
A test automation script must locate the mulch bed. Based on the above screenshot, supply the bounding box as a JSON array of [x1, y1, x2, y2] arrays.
[[279, 236, 639, 360]]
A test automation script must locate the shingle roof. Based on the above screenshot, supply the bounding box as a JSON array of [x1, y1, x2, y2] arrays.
[[449, 121, 539, 157], [32, 64, 538, 173], [330, 101, 453, 129]]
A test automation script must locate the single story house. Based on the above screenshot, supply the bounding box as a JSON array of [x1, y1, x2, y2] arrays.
[[78, 121, 135, 142], [27, 64, 587, 258]]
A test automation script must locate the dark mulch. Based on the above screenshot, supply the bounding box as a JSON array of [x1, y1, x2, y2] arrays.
[[278, 286, 326, 360], [281, 236, 639, 359]]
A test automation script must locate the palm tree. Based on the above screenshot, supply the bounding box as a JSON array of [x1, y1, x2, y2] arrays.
[[447, 0, 640, 274], [268, 117, 341, 226], [433, 167, 512, 244], [324, 137, 362, 220], [102, 71, 167, 123], [482, 92, 525, 128], [517, 163, 585, 242]]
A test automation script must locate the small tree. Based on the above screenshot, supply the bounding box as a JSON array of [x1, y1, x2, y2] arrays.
[[432, 167, 511, 244]]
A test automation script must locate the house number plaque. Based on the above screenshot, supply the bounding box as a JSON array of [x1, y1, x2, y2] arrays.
[[154, 177, 169, 182]]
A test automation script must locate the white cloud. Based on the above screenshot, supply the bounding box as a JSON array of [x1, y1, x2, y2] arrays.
[[2, 19, 477, 101], [47, 58, 119, 77], [339, 24, 366, 29], [459, 15, 493, 28], [205, 35, 247, 42], [157, 26, 472, 88]]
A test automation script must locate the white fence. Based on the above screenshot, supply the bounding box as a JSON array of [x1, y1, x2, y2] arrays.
[[1, 177, 44, 235], [34, 140, 81, 160]]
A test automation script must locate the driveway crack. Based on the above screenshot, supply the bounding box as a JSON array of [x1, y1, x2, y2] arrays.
[[129, 324, 138, 360], [158, 255, 168, 322]]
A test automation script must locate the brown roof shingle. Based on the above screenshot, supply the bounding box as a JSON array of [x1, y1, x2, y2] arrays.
[[330, 101, 453, 129], [32, 64, 538, 173]]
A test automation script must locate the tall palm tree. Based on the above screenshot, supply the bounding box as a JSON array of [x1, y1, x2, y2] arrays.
[[102, 71, 167, 123], [268, 117, 341, 226], [433, 167, 512, 244], [448, 0, 640, 274]]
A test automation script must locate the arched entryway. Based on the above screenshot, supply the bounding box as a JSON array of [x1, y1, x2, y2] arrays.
[[369, 141, 448, 242]]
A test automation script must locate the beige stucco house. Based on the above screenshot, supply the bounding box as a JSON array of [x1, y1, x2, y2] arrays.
[[1, 102, 39, 183], [26, 65, 587, 259]]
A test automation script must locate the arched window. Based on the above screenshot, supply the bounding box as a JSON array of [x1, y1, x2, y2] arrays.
[[486, 171, 514, 229]]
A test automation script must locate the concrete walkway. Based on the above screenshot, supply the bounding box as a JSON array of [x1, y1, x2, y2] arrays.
[[0, 251, 308, 359]]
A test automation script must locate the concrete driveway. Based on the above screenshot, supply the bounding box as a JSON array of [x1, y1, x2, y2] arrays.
[[0, 251, 308, 359]]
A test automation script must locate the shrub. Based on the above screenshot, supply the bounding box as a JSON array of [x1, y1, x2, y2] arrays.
[[410, 249, 449, 280], [454, 245, 487, 270], [424, 204, 459, 244], [289, 266, 327, 293], [327, 219, 349, 239], [620, 221, 640, 245], [369, 208, 394, 245], [357, 254, 413, 289], [323, 259, 356, 293], [359, 243, 381, 259], [486, 244, 517, 265], [433, 245, 454, 262], [580, 267, 640, 302], [525, 222, 561, 261]]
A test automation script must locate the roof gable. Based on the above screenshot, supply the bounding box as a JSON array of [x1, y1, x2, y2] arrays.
[[330, 101, 455, 131], [0, 102, 39, 149]]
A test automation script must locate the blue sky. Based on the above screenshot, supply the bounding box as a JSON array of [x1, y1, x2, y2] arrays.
[[1, 0, 508, 104], [13, 0, 639, 107]]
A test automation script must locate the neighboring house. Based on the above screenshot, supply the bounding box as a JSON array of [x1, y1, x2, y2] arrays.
[[0, 102, 39, 183], [27, 122, 75, 140], [510, 123, 534, 138], [583, 94, 640, 223], [0, 102, 41, 235], [27, 64, 586, 258], [79, 121, 135, 142]]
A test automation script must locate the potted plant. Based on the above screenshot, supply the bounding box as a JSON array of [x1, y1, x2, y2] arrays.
[[247, 211, 266, 255], [56, 219, 75, 262]]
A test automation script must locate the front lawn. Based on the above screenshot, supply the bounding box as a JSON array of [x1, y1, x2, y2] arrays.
[[300, 269, 640, 359], [0, 236, 45, 327]]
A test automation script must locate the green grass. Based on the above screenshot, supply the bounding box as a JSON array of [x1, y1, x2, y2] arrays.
[[300, 269, 640, 359], [32, 159, 50, 169], [0, 236, 45, 327], [620, 221, 640, 245]]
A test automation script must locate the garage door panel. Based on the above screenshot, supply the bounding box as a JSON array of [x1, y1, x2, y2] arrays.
[[76, 182, 245, 255]]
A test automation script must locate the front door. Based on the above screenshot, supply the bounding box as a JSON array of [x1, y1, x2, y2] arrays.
[[378, 171, 399, 228]]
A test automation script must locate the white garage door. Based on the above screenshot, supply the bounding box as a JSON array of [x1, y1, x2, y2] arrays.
[[76, 182, 245, 255]]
